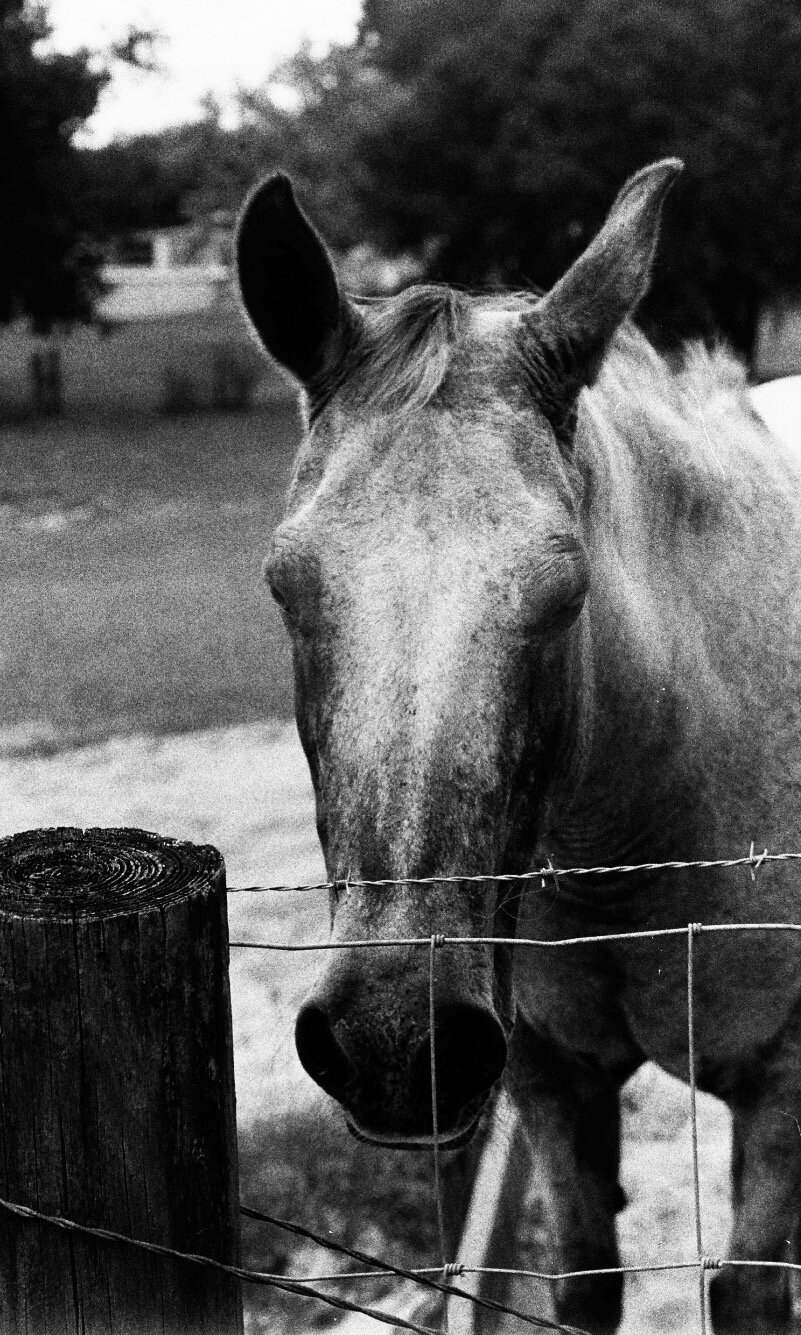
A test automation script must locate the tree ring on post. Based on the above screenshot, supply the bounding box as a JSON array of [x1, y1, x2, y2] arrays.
[[0, 826, 225, 919]]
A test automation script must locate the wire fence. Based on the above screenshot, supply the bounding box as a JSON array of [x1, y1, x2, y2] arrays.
[[4, 842, 801, 1335]]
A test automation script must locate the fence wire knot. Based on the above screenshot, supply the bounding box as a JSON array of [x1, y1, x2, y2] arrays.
[[431, 933, 446, 949], [689, 922, 703, 937], [700, 1256, 722, 1271], [749, 841, 769, 881], [442, 1262, 465, 1277], [541, 856, 558, 893]]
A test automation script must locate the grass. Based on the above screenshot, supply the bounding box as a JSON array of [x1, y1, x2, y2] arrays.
[[0, 399, 714, 1335], [238, 1107, 488, 1332], [0, 405, 302, 751], [0, 400, 506, 1331]]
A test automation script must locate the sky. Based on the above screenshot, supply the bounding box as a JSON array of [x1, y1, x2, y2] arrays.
[[45, 0, 362, 144]]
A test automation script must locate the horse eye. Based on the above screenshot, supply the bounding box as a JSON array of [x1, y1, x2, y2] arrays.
[[531, 575, 588, 637], [543, 589, 586, 632], [263, 555, 289, 611], [269, 583, 288, 611]]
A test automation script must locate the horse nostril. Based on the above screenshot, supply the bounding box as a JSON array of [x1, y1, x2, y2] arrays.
[[295, 1002, 357, 1102], [412, 1003, 507, 1127]]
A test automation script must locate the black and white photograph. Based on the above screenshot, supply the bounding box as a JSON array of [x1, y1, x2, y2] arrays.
[[1, 1, 801, 1331]]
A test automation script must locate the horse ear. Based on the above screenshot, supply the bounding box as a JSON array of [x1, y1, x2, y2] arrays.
[[236, 173, 357, 389], [523, 158, 683, 417]]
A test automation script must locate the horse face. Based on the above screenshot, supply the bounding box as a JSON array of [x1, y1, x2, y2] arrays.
[[267, 405, 586, 1142], [238, 161, 680, 1144]]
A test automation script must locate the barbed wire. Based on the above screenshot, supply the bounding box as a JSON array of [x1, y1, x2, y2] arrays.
[[227, 843, 788, 895], [8, 846, 801, 1334], [226, 843, 801, 1333]]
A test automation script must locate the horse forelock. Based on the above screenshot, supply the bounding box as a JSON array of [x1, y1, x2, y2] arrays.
[[311, 284, 541, 419]]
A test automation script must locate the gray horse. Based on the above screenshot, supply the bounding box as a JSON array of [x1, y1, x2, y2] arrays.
[[238, 159, 801, 1334]]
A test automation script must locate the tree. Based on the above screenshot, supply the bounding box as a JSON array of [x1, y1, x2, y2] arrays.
[[0, 1, 111, 329], [268, 0, 801, 353], [233, 43, 377, 249], [79, 46, 377, 248], [79, 118, 226, 239]]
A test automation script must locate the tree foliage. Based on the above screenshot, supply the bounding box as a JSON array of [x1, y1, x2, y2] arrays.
[[78, 100, 292, 240], [267, 0, 801, 352], [63, 0, 801, 352], [0, 0, 109, 329], [77, 46, 373, 247], [79, 119, 225, 237]]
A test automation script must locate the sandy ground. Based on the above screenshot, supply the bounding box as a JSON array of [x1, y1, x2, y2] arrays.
[[0, 720, 328, 1127], [0, 722, 734, 1333]]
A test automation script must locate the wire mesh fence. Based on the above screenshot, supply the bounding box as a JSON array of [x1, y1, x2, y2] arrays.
[[5, 842, 801, 1335]]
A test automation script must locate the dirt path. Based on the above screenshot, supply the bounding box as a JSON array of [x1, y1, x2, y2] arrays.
[[0, 723, 733, 1332], [0, 721, 327, 1126]]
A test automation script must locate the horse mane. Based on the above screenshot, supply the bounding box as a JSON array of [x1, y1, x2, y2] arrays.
[[577, 326, 783, 558], [570, 325, 801, 722], [334, 284, 788, 553]]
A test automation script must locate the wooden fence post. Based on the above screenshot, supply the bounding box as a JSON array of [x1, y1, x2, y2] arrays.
[[0, 826, 243, 1335]]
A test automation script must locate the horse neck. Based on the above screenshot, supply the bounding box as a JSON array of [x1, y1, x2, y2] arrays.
[[547, 534, 710, 869]]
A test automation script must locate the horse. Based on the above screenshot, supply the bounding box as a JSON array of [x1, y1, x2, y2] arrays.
[[237, 159, 801, 1335]]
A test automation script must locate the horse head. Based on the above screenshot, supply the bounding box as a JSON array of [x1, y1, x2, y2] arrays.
[[237, 159, 681, 1146]]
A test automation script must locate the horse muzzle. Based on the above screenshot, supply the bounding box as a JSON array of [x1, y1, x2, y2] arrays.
[[345, 1114, 482, 1151], [295, 994, 507, 1147]]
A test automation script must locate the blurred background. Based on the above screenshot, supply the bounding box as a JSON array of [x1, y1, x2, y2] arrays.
[[0, 1, 799, 1330], [2, 0, 801, 750]]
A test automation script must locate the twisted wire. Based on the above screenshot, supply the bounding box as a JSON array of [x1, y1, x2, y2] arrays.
[[0, 1193, 438, 1335], [228, 845, 791, 895], [242, 1202, 589, 1333], [7, 845, 799, 1331]]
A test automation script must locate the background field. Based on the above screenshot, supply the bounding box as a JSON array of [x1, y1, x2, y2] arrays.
[[0, 722, 733, 1335], [0, 399, 735, 1334], [0, 404, 300, 751]]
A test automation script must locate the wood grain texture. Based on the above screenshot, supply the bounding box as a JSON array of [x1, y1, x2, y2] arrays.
[[0, 826, 243, 1334]]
